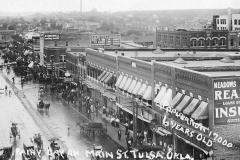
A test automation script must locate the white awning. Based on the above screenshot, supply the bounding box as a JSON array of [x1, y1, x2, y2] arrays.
[[123, 77, 132, 91], [160, 88, 172, 107], [183, 98, 200, 115], [143, 86, 152, 100], [115, 74, 123, 88], [116, 103, 133, 114], [119, 76, 127, 89], [132, 81, 142, 95], [128, 79, 137, 93], [154, 86, 167, 104], [137, 83, 147, 96]]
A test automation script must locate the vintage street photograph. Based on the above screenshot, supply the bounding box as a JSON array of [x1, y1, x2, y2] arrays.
[[0, 0, 239, 159]]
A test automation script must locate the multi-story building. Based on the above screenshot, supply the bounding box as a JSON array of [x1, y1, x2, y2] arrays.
[[0, 30, 16, 48], [82, 48, 240, 160], [156, 29, 229, 49]]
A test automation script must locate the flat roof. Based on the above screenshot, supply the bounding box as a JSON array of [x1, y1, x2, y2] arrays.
[[161, 60, 240, 67], [160, 60, 240, 77], [105, 50, 240, 58], [203, 71, 240, 77]]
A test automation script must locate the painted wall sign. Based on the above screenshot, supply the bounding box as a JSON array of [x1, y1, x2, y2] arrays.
[[213, 78, 240, 125], [90, 34, 121, 46]]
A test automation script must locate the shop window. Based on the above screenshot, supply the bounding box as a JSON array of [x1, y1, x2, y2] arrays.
[[231, 39, 234, 46]]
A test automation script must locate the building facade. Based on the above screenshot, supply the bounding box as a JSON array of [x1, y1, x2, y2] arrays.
[[156, 29, 229, 49], [83, 48, 240, 160]]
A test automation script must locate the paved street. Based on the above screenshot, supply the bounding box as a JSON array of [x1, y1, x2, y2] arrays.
[[1, 66, 128, 160]]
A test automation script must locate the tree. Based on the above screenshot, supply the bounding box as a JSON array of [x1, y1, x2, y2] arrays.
[[32, 18, 38, 22], [2, 23, 8, 28], [8, 25, 14, 30], [40, 18, 47, 26]]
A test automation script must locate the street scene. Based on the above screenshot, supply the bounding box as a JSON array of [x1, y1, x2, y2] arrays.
[[1, 0, 240, 160]]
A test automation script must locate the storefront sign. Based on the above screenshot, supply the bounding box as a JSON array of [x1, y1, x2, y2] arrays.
[[213, 78, 240, 125], [64, 77, 74, 82]]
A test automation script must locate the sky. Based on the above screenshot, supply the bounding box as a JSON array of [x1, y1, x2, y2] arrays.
[[0, 0, 240, 13]]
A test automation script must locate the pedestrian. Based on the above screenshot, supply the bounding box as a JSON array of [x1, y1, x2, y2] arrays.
[[12, 77, 15, 84], [9, 89, 12, 96], [21, 81, 24, 88], [118, 129, 121, 141], [5, 85, 7, 94]]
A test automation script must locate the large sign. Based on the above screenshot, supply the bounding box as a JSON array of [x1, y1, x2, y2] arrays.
[[213, 78, 240, 125], [44, 34, 60, 40], [90, 34, 121, 46]]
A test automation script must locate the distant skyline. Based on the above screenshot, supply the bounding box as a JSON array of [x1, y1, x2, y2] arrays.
[[0, 0, 240, 13]]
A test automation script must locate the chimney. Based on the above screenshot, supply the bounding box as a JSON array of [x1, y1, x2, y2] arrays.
[[228, 8, 232, 31]]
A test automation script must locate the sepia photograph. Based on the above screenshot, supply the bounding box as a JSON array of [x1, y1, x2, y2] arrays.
[[0, 0, 240, 159]]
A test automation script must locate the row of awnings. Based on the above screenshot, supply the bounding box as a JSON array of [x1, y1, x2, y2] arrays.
[[115, 74, 152, 100], [155, 86, 208, 120], [83, 80, 117, 101], [97, 70, 114, 84]]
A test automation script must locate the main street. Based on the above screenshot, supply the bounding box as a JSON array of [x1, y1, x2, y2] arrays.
[[0, 65, 127, 160]]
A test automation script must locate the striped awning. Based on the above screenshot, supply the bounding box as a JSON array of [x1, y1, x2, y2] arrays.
[[128, 79, 137, 93], [104, 72, 113, 84], [100, 72, 110, 82], [115, 74, 123, 88], [143, 86, 152, 100], [98, 70, 106, 81], [183, 98, 200, 115], [175, 95, 191, 112], [154, 86, 166, 104], [168, 93, 184, 108], [132, 81, 142, 95], [123, 77, 132, 91], [191, 101, 208, 120], [119, 76, 128, 89], [138, 83, 147, 96]]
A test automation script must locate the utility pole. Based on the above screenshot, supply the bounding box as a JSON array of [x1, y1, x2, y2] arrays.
[[51, 60, 54, 84]]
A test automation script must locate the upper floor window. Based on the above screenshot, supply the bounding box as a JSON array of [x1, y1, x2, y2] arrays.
[[206, 39, 211, 47], [217, 19, 219, 24], [212, 38, 218, 46], [50, 55, 54, 62], [198, 39, 205, 46], [191, 39, 197, 47], [231, 39, 234, 46], [59, 55, 66, 62], [234, 19, 237, 25], [220, 38, 226, 46], [238, 20, 240, 25]]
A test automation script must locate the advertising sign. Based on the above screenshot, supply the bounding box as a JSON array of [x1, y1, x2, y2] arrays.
[[213, 78, 240, 125], [90, 34, 121, 46], [44, 34, 60, 40]]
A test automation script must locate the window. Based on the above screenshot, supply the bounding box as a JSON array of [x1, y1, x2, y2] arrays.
[[220, 38, 226, 46], [239, 20, 240, 25], [212, 38, 218, 46], [206, 39, 211, 46], [234, 19, 237, 25], [59, 55, 66, 62], [182, 37, 187, 46], [66, 41, 68, 46], [191, 39, 197, 47], [231, 39, 234, 46], [198, 39, 205, 46], [217, 19, 219, 24], [54, 41, 57, 46], [50, 55, 54, 61]]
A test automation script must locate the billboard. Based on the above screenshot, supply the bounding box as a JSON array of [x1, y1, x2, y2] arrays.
[[213, 78, 240, 125], [44, 34, 60, 40], [90, 34, 121, 46]]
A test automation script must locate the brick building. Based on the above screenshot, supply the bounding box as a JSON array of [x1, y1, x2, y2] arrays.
[[156, 29, 229, 49], [83, 48, 240, 160]]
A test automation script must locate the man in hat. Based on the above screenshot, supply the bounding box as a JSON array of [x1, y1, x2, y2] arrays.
[[118, 129, 121, 141]]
